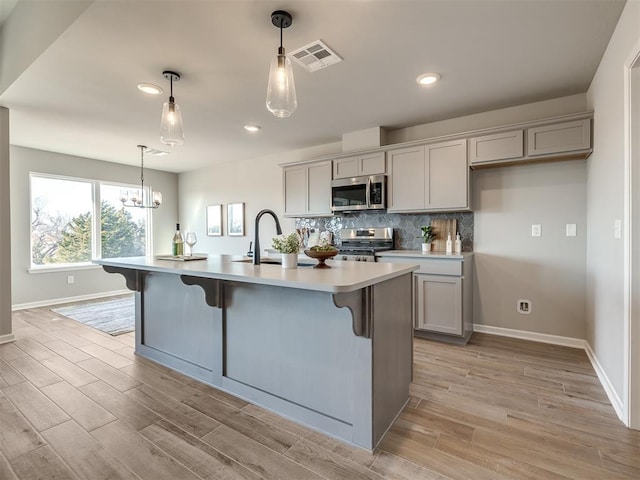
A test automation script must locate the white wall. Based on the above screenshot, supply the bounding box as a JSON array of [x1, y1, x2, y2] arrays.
[[585, 1, 640, 399], [10, 146, 179, 307], [473, 161, 586, 338]]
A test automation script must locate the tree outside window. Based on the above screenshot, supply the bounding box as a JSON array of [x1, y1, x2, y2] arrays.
[[30, 175, 148, 267]]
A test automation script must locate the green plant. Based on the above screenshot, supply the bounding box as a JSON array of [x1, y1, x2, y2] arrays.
[[418, 225, 436, 244], [272, 232, 301, 254]]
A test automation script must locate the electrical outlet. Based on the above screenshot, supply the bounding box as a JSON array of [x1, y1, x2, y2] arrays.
[[531, 224, 541, 237], [517, 299, 531, 314], [566, 224, 577, 237], [67, 275, 75, 284]]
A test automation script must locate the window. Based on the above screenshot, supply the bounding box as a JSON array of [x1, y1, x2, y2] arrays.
[[30, 174, 150, 269]]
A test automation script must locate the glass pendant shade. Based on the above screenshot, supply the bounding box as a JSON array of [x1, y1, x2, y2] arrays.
[[160, 99, 184, 146], [266, 52, 297, 118]]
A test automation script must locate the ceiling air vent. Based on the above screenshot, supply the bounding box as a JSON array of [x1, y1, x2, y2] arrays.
[[290, 40, 342, 72]]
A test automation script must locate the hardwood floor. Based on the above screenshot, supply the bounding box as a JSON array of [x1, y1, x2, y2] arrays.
[[1, 306, 639, 479]]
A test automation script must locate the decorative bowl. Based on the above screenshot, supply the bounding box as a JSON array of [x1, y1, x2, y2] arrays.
[[303, 249, 338, 268]]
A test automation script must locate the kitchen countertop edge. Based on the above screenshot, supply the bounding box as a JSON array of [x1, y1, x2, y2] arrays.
[[95, 255, 418, 294]]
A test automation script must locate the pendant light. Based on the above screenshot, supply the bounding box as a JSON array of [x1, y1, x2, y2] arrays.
[[266, 10, 297, 118], [160, 71, 184, 146], [120, 145, 162, 209]]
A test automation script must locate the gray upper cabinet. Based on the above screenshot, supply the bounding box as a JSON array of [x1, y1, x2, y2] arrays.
[[425, 140, 468, 210], [283, 160, 332, 217], [388, 146, 425, 211], [469, 116, 592, 168], [469, 130, 524, 165], [388, 139, 469, 212], [527, 119, 591, 157], [333, 152, 386, 179]]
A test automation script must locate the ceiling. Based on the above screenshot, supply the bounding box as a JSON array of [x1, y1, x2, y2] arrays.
[[0, 0, 626, 173]]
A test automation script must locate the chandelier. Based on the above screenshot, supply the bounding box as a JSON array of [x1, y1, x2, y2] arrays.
[[120, 145, 162, 209]]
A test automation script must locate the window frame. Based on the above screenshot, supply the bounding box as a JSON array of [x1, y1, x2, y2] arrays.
[[29, 172, 153, 272]]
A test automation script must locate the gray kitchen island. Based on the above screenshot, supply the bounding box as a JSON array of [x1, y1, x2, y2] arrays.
[[95, 255, 417, 450]]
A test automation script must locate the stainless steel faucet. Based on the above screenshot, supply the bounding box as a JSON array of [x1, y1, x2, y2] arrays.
[[253, 209, 282, 265]]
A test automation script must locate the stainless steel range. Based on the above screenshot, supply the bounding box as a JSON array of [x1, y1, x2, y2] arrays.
[[336, 227, 394, 262]]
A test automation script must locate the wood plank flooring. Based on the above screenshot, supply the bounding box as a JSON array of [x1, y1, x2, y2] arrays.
[[1, 305, 639, 479]]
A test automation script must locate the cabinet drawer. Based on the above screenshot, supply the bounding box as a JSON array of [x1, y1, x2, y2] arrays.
[[469, 130, 523, 164], [527, 119, 591, 156], [376, 256, 462, 276]]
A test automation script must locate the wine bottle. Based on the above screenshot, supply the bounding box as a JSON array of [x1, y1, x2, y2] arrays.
[[172, 223, 184, 257]]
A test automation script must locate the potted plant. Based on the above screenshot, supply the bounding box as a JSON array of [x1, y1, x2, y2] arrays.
[[419, 226, 436, 253], [272, 232, 301, 269]]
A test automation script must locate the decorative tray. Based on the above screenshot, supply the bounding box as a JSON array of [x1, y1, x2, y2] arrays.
[[155, 254, 208, 262], [303, 249, 338, 268]]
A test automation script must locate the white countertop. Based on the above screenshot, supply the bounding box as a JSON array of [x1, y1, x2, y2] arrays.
[[375, 250, 474, 260], [95, 255, 418, 294]]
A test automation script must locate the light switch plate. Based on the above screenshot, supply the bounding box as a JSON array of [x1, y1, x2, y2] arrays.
[[531, 224, 541, 237], [566, 224, 577, 237], [614, 220, 622, 239]]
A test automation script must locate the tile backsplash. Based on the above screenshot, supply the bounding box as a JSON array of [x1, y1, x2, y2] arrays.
[[295, 211, 474, 251]]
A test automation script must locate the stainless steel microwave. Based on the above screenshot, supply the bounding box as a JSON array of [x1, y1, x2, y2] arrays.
[[331, 175, 386, 213]]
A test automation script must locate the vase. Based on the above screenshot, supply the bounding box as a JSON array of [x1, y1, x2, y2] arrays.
[[421, 243, 432, 253], [281, 253, 298, 269]]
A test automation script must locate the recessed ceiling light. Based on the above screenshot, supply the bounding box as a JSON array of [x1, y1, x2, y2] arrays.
[[416, 73, 441, 86], [137, 83, 163, 95], [244, 124, 262, 133]]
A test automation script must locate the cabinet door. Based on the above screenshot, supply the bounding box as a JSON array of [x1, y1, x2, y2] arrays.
[[527, 119, 591, 156], [425, 139, 468, 210], [283, 165, 307, 217], [358, 152, 386, 175], [469, 130, 523, 165], [307, 161, 332, 216], [387, 146, 425, 211], [415, 274, 462, 335], [333, 157, 358, 179]]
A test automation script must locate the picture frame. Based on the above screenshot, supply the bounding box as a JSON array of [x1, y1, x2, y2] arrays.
[[227, 202, 245, 236], [206, 204, 222, 236]]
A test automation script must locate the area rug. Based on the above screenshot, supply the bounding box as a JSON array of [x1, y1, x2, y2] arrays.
[[51, 294, 135, 336]]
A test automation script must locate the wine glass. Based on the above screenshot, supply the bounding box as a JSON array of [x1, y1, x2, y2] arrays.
[[185, 232, 197, 257]]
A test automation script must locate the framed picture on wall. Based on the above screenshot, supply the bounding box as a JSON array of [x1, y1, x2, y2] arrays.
[[227, 202, 244, 236], [206, 204, 222, 236]]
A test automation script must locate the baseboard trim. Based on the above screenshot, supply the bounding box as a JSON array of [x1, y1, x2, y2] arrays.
[[584, 342, 625, 421], [472, 324, 587, 349], [0, 333, 16, 344], [12, 290, 131, 311], [473, 323, 624, 422]]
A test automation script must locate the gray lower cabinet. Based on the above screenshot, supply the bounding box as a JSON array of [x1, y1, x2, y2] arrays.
[[377, 253, 474, 344], [415, 274, 462, 335]]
